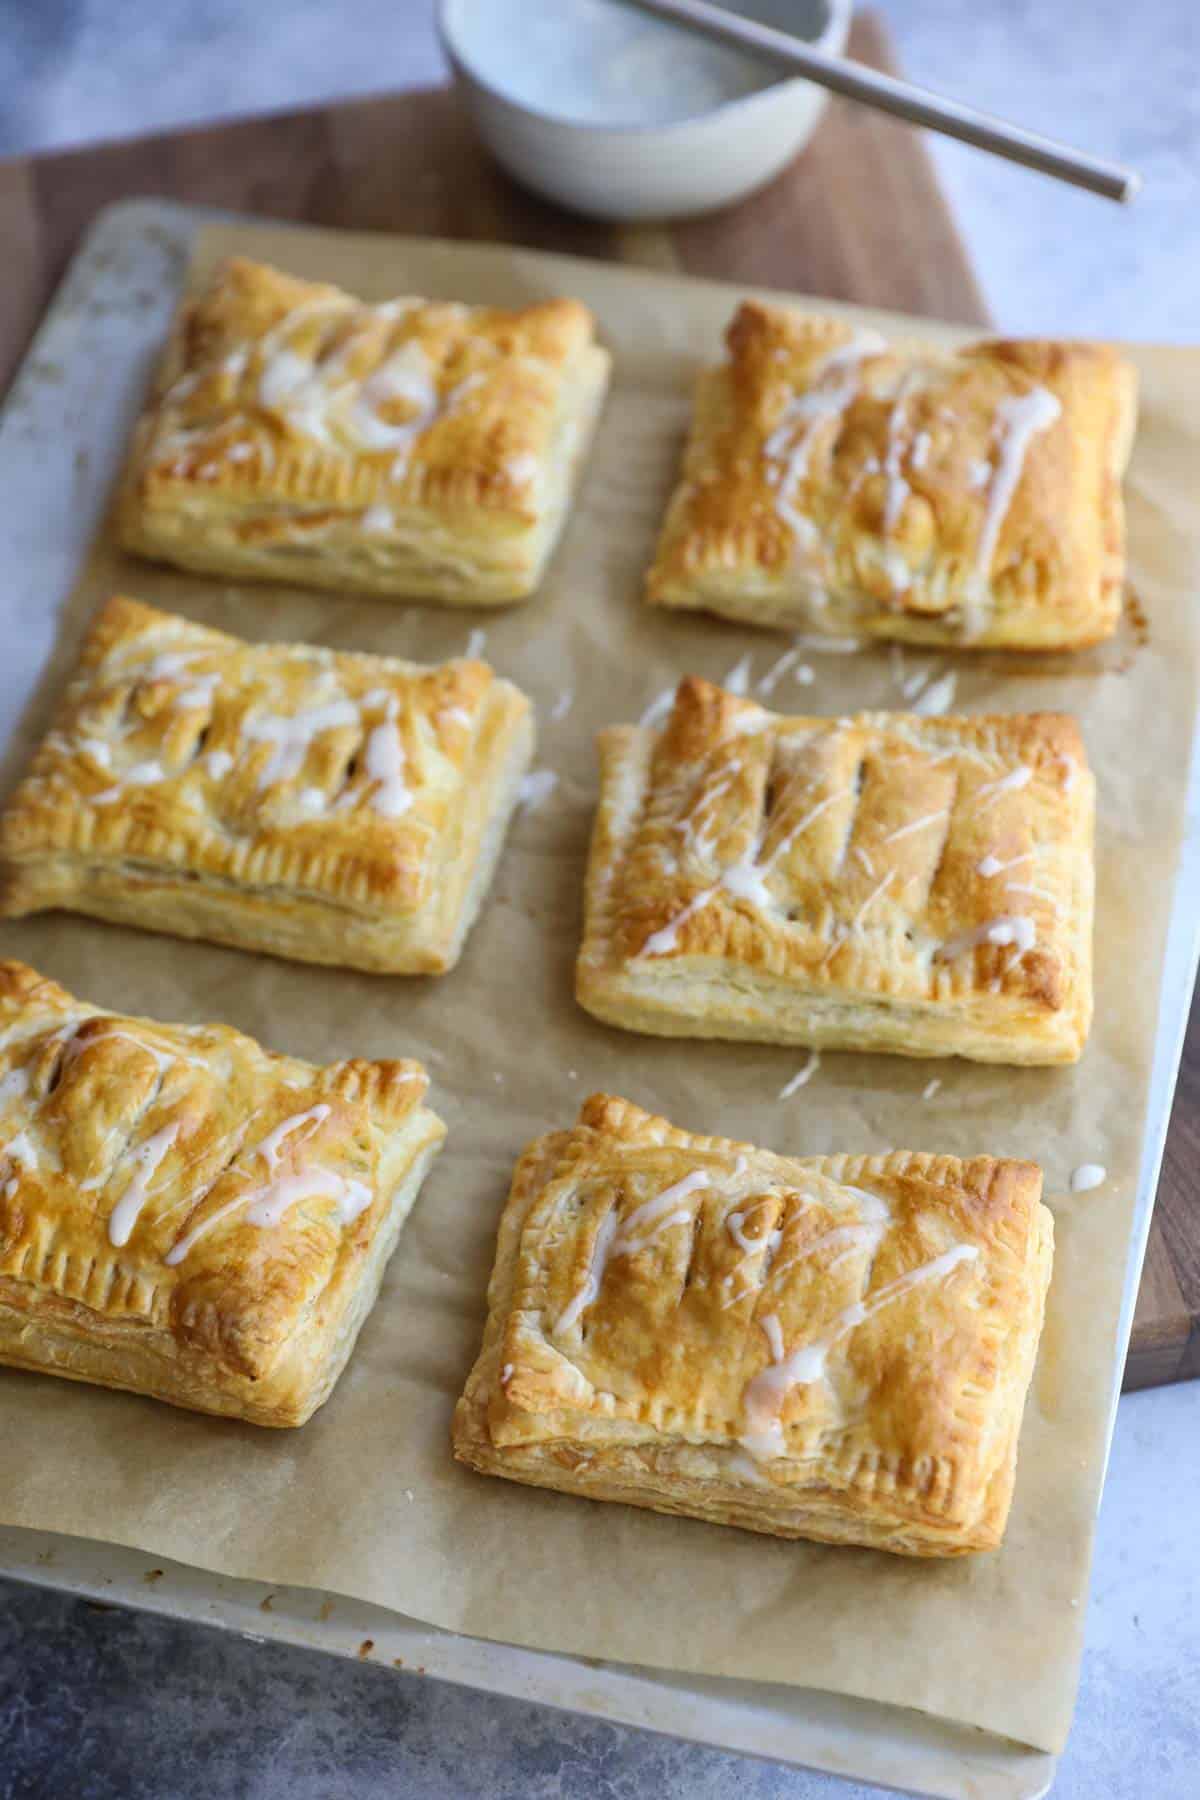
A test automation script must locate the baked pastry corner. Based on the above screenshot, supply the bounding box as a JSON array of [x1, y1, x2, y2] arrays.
[[454, 1093, 1053, 1556]]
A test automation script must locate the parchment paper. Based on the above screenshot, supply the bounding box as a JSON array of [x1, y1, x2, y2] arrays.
[[1, 220, 1197, 1756]]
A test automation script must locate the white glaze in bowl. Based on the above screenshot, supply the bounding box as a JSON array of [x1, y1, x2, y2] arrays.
[[438, 0, 852, 221]]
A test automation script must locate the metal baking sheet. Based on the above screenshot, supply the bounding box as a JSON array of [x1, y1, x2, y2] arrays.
[[0, 197, 1195, 1799]]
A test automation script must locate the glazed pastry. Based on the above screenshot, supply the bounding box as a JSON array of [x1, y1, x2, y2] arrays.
[[647, 301, 1137, 648], [0, 596, 534, 974], [576, 677, 1093, 1064], [454, 1094, 1053, 1556], [117, 257, 611, 604], [0, 961, 446, 1425]]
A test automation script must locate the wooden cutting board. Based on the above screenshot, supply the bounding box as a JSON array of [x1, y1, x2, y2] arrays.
[[0, 13, 1193, 1389]]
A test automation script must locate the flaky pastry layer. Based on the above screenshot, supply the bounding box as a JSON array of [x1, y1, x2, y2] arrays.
[[453, 1094, 1052, 1556], [0, 961, 446, 1426], [576, 677, 1094, 1063], [647, 301, 1137, 648], [117, 257, 611, 604], [0, 596, 534, 973]]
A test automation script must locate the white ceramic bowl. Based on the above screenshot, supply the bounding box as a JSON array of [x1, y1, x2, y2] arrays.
[[437, 0, 852, 222]]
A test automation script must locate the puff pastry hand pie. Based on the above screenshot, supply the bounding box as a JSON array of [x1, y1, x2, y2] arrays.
[[0, 596, 534, 974], [117, 257, 611, 604], [647, 301, 1137, 648], [0, 961, 446, 1425], [454, 1094, 1052, 1556], [577, 677, 1094, 1063]]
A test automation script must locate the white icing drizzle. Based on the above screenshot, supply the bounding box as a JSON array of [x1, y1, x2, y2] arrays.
[[638, 686, 677, 731], [910, 430, 931, 470], [556, 1169, 711, 1334], [618, 1170, 709, 1248], [739, 1243, 980, 1458], [726, 1204, 777, 1257], [975, 387, 1062, 577], [244, 1165, 372, 1230], [255, 1105, 330, 1169], [96, 1029, 181, 1077], [922, 1078, 942, 1100], [768, 785, 854, 865], [900, 661, 935, 700], [93, 760, 166, 804], [936, 914, 1036, 960], [778, 1051, 820, 1098], [793, 663, 815, 686], [552, 1208, 617, 1335], [767, 1221, 888, 1288], [363, 697, 411, 819], [718, 853, 773, 910], [723, 654, 753, 696], [244, 700, 359, 788], [362, 502, 394, 533], [77, 738, 112, 769], [854, 846, 876, 877], [881, 370, 922, 534], [465, 628, 487, 660], [756, 647, 802, 697], [912, 672, 958, 716], [1070, 1163, 1107, 1192], [0, 1066, 30, 1106], [3, 1129, 39, 1173], [164, 1105, 371, 1265], [881, 808, 948, 844], [206, 749, 234, 780], [1004, 879, 1061, 915], [639, 889, 717, 957], [141, 648, 199, 686], [850, 868, 895, 932], [764, 331, 886, 547], [550, 688, 574, 723], [642, 770, 856, 958], [107, 1122, 180, 1247], [504, 451, 540, 487], [977, 766, 1032, 808], [640, 832, 783, 955], [253, 305, 473, 472], [518, 769, 558, 813], [789, 634, 866, 654], [977, 851, 1030, 879], [839, 1184, 893, 1225]]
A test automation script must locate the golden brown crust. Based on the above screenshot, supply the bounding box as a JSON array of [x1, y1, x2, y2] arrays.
[[453, 1094, 1053, 1556], [646, 301, 1138, 648], [116, 257, 611, 604], [0, 960, 446, 1425], [0, 596, 534, 973], [576, 676, 1094, 1063]]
